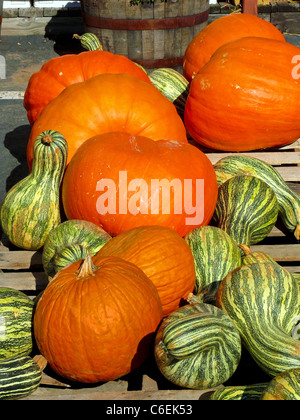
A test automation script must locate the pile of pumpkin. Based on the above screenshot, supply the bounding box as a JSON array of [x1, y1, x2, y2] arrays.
[[0, 12, 300, 400]]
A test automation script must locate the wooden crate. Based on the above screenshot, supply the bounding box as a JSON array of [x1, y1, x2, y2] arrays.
[[1, 139, 300, 399]]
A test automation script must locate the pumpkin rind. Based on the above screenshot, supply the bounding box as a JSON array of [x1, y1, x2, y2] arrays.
[[183, 13, 285, 82], [184, 37, 300, 151], [0, 288, 34, 360], [27, 73, 188, 168], [34, 255, 163, 383], [216, 262, 300, 377], [213, 175, 279, 248], [154, 302, 241, 389], [97, 225, 196, 317], [209, 383, 268, 400], [214, 155, 300, 240], [184, 226, 241, 301], [42, 219, 112, 279], [0, 355, 43, 400], [260, 368, 300, 400], [1, 130, 67, 250]]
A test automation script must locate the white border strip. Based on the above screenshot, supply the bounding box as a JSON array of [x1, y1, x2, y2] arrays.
[[0, 91, 25, 99]]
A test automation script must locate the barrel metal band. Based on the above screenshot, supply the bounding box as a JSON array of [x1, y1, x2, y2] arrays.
[[82, 9, 209, 31]]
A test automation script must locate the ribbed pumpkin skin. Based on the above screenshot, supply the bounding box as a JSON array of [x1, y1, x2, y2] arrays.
[[213, 176, 279, 247], [216, 262, 300, 377], [154, 303, 241, 389], [184, 226, 241, 300], [1, 130, 67, 250], [183, 13, 285, 82], [210, 383, 268, 401], [27, 73, 188, 168], [184, 37, 300, 151], [24, 47, 150, 125], [149, 68, 190, 119], [34, 255, 162, 383], [260, 368, 300, 400], [62, 132, 218, 237], [0, 355, 42, 400], [97, 225, 196, 317], [0, 288, 34, 360], [214, 155, 300, 240], [42, 220, 112, 279]]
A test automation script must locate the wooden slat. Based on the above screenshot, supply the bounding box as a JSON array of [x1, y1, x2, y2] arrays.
[[0, 250, 42, 270], [251, 244, 300, 261], [0, 271, 48, 290], [207, 151, 300, 166]]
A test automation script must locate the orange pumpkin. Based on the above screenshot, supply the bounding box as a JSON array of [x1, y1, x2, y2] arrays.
[[27, 73, 187, 169], [97, 225, 196, 317], [61, 132, 218, 237], [184, 36, 300, 152], [34, 255, 163, 383], [183, 13, 285, 82], [24, 41, 150, 125]]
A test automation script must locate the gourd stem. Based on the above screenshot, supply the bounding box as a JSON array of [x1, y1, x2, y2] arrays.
[[41, 134, 53, 145], [238, 243, 251, 255], [294, 225, 300, 241], [77, 254, 98, 278], [33, 354, 48, 372]]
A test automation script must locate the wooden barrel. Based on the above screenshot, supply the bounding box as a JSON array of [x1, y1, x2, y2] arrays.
[[80, 0, 209, 69]]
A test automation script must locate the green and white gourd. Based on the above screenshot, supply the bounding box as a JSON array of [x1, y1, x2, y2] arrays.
[[210, 383, 268, 400], [0, 288, 34, 360], [0, 355, 46, 400], [184, 226, 242, 303], [0, 130, 68, 250], [42, 219, 112, 280], [213, 155, 300, 240], [213, 175, 279, 249], [149, 68, 189, 119], [216, 262, 300, 377], [260, 368, 300, 400], [73, 32, 103, 51], [154, 302, 242, 389]]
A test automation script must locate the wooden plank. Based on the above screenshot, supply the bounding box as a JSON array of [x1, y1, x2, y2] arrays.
[[0, 250, 42, 269], [251, 244, 300, 261], [0, 271, 48, 290], [207, 151, 300, 166]]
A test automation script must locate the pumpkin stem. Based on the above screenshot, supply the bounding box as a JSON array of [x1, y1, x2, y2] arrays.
[[238, 244, 251, 256], [73, 33, 103, 52], [77, 254, 98, 278], [294, 225, 300, 241], [33, 354, 48, 372], [41, 134, 53, 145], [187, 292, 204, 304]]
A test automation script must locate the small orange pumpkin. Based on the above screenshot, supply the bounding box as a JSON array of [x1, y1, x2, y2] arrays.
[[34, 255, 163, 383], [97, 225, 196, 317]]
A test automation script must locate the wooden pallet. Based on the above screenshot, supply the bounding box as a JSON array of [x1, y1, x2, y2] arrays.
[[1, 139, 300, 399]]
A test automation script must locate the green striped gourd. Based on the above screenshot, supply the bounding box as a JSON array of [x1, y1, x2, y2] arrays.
[[0, 288, 34, 360], [0, 354, 46, 400], [213, 175, 279, 248], [0, 130, 68, 250], [73, 33, 103, 51], [154, 302, 241, 389], [260, 368, 300, 400], [184, 226, 242, 302], [149, 68, 189, 119], [241, 246, 300, 293], [42, 219, 112, 280], [214, 155, 300, 240], [210, 383, 268, 400], [216, 262, 300, 377]]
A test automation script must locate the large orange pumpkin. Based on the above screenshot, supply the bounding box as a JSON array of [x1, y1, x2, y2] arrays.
[[24, 40, 150, 125], [97, 225, 196, 317], [61, 132, 218, 237], [184, 36, 300, 152], [183, 13, 285, 82], [27, 73, 187, 169], [34, 255, 163, 383]]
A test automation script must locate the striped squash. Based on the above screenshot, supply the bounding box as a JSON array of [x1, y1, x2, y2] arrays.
[[154, 302, 241, 389], [0, 288, 34, 360], [149, 68, 190, 119], [42, 219, 112, 280], [213, 175, 279, 248], [184, 226, 242, 302], [0, 355, 46, 400], [216, 262, 300, 377], [260, 368, 300, 400], [214, 155, 300, 240], [0, 130, 68, 250], [210, 383, 268, 400], [73, 33, 103, 51]]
